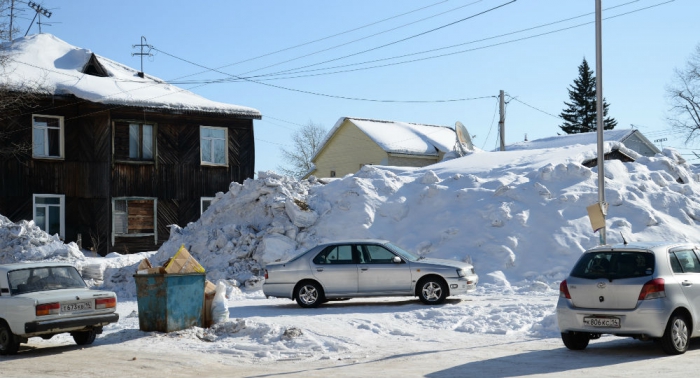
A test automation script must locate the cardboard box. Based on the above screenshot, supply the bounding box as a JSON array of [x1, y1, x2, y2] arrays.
[[137, 258, 152, 271], [164, 245, 205, 274], [204, 280, 216, 295]]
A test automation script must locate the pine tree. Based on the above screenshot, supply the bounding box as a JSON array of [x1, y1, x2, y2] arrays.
[[559, 58, 617, 134]]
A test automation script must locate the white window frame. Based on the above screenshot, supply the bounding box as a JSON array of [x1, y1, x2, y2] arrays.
[[32, 114, 65, 159], [111, 197, 158, 246], [201, 197, 215, 215], [200, 126, 228, 166], [32, 194, 65, 239]]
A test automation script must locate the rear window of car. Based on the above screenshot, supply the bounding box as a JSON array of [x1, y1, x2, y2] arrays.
[[570, 251, 654, 280], [8, 266, 86, 295]]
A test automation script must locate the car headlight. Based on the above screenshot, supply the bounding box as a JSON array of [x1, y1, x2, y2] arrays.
[[457, 269, 467, 277]]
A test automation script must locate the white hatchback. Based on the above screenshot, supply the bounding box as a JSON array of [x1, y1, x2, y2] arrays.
[[557, 241, 700, 354], [0, 262, 119, 355]]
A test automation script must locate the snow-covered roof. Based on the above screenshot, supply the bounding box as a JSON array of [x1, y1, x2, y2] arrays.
[[314, 117, 456, 161], [505, 129, 654, 152], [0, 34, 261, 118]]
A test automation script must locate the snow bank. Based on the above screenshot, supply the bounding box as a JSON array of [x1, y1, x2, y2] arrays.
[[4, 145, 700, 301]]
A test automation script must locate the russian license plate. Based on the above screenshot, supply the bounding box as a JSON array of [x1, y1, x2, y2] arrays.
[[62, 301, 93, 312], [583, 316, 620, 328]]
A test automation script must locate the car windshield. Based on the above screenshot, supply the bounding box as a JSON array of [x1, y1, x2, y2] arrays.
[[570, 251, 654, 280], [385, 243, 420, 262], [8, 266, 87, 295]]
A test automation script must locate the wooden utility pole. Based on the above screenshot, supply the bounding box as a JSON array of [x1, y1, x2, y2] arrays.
[[499, 90, 505, 151]]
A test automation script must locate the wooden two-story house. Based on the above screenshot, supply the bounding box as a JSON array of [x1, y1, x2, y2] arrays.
[[0, 34, 261, 255]]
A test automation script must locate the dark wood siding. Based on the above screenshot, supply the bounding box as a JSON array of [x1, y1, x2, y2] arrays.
[[0, 96, 256, 256]]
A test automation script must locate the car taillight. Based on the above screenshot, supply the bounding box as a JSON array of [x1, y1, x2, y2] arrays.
[[559, 280, 571, 299], [264, 269, 268, 280], [36, 302, 60, 316], [639, 278, 665, 300], [95, 297, 117, 309]]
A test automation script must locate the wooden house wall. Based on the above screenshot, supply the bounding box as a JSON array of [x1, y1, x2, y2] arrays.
[[0, 97, 256, 256]]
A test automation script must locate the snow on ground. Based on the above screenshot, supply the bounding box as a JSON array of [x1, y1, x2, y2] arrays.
[[2, 141, 700, 362]]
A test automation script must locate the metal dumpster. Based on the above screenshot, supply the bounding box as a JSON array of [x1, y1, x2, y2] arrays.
[[133, 273, 205, 332]]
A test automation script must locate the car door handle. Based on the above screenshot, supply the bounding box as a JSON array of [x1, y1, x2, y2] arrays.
[[682, 280, 692, 287], [360, 268, 369, 271], [316, 268, 324, 272]]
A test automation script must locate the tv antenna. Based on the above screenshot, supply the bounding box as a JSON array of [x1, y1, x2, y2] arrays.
[[25, 1, 52, 36], [454, 121, 474, 157], [132, 36, 153, 78]]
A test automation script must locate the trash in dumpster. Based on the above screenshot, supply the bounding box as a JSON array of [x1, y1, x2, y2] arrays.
[[164, 245, 205, 274]]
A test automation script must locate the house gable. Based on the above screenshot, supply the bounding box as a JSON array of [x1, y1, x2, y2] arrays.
[[310, 119, 387, 178], [82, 53, 109, 77]]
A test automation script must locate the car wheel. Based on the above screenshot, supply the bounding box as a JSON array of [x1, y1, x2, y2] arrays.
[[295, 281, 324, 308], [660, 315, 689, 355], [561, 332, 590, 350], [417, 277, 447, 305], [0, 321, 20, 355], [72, 329, 97, 346]]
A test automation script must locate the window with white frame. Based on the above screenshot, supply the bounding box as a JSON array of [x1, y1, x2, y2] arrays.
[[33, 194, 65, 239], [32, 115, 64, 159], [111, 197, 157, 246], [201, 197, 214, 215], [200, 126, 227, 166]]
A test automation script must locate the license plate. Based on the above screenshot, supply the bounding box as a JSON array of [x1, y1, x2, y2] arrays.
[[62, 301, 93, 312], [583, 316, 620, 328]]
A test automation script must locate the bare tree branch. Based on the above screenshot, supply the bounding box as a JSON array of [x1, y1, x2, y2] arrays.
[[276, 121, 327, 179], [667, 44, 700, 145]]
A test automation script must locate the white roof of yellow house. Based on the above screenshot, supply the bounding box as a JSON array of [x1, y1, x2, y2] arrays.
[[314, 117, 456, 160]]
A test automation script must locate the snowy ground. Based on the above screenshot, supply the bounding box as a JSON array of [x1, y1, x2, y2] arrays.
[[2, 140, 700, 371]]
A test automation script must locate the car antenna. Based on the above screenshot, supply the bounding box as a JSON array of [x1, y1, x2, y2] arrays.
[[620, 232, 628, 245]]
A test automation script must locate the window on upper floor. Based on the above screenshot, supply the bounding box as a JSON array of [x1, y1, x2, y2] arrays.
[[32, 115, 64, 159], [114, 121, 155, 162], [200, 126, 227, 166]]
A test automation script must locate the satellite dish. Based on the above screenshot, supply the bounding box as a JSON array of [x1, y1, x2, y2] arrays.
[[454, 121, 474, 156]]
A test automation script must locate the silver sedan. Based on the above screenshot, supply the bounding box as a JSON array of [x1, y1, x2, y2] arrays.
[[262, 239, 478, 308]]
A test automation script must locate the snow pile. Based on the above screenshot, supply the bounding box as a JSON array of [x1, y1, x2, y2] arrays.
[[0, 214, 85, 264], [4, 143, 700, 301]]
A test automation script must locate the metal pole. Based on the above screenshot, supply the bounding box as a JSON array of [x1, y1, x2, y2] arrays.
[[595, 0, 607, 245], [499, 90, 505, 151]]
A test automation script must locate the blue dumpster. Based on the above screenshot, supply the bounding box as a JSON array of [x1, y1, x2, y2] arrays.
[[133, 273, 205, 332]]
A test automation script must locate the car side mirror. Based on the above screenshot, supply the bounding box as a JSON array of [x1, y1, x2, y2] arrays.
[[392, 256, 402, 264]]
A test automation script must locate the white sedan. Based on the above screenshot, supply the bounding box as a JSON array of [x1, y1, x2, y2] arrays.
[[0, 262, 119, 355]]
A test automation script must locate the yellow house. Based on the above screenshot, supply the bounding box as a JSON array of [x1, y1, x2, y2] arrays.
[[306, 117, 456, 179]]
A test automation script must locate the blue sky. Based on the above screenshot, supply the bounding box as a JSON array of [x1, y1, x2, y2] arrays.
[[16, 0, 700, 173]]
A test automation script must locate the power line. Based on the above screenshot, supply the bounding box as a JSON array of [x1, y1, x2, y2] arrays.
[[235, 0, 641, 82], [237, 0, 487, 77], [154, 46, 496, 103], [164, 1, 671, 86], [160, 0, 453, 85]]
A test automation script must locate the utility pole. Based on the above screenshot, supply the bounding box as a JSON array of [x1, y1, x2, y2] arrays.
[[132, 36, 153, 78], [595, 0, 607, 245], [499, 90, 505, 151]]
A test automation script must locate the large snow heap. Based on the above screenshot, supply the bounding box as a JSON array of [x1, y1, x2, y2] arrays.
[[3, 144, 700, 299]]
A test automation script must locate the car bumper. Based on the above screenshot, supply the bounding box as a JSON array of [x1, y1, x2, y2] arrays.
[[446, 275, 478, 296], [24, 313, 120, 336], [262, 283, 295, 299], [556, 297, 670, 337]]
